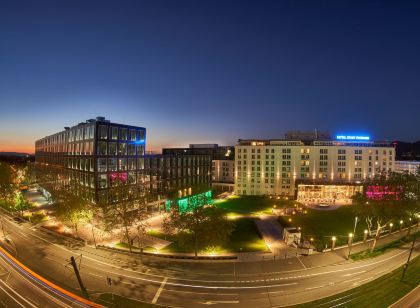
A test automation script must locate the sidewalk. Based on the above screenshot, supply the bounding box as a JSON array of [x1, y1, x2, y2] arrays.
[[389, 285, 420, 308]]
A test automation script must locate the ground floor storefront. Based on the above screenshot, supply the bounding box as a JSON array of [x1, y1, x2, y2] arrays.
[[297, 184, 362, 204]]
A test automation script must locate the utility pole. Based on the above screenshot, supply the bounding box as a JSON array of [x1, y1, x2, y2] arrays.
[[70, 256, 88, 296], [401, 233, 416, 281], [107, 276, 114, 304]]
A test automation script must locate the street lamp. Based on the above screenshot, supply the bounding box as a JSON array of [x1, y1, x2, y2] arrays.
[[389, 222, 393, 234], [399, 220, 403, 231], [353, 216, 358, 242], [331, 236, 336, 250], [363, 229, 368, 242], [347, 233, 354, 259]]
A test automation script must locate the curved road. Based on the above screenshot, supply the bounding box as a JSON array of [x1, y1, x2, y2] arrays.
[[0, 212, 418, 307]]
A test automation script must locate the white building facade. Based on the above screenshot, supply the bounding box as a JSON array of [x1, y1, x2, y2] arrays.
[[234, 137, 395, 203], [394, 160, 420, 174]]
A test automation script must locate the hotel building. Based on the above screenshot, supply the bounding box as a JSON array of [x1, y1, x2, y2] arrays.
[[234, 131, 395, 204], [35, 117, 211, 211]]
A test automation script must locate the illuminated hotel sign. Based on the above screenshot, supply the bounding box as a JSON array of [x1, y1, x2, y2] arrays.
[[336, 135, 370, 141]]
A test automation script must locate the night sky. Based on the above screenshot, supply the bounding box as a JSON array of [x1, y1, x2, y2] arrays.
[[1, 0, 419, 153]]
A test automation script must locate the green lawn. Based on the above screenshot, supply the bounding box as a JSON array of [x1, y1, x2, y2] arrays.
[[146, 217, 268, 254], [287, 206, 367, 249], [214, 196, 300, 215], [295, 256, 420, 308]]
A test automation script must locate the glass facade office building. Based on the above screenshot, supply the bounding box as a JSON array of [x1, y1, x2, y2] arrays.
[[35, 117, 211, 211]]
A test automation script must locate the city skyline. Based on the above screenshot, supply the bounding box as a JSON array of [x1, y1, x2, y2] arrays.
[[1, 0, 420, 153]]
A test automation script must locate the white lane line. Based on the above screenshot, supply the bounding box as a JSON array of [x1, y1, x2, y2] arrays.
[[353, 276, 373, 286], [0, 252, 72, 308], [163, 289, 238, 296], [342, 270, 366, 277], [0, 279, 37, 308], [152, 277, 168, 304], [346, 277, 361, 283], [296, 257, 307, 269], [305, 285, 323, 290], [88, 272, 104, 278], [7, 216, 420, 288], [0, 281, 26, 308]]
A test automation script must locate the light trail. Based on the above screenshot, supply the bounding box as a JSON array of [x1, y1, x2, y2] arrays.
[[0, 245, 103, 308]]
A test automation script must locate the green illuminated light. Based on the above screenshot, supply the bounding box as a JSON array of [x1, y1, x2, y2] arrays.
[[166, 190, 213, 212]]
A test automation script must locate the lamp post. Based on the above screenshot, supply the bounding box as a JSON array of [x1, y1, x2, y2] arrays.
[[389, 222, 393, 234], [331, 236, 336, 250], [363, 229, 368, 242], [399, 220, 403, 232], [352, 216, 358, 241], [347, 233, 354, 259]]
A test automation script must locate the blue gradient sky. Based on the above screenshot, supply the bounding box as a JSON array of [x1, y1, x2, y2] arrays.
[[1, 0, 419, 153]]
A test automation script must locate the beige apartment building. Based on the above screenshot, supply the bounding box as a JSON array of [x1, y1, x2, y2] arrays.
[[234, 132, 395, 204]]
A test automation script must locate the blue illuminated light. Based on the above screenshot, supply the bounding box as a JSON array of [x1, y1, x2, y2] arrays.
[[133, 139, 145, 145], [336, 135, 370, 141]]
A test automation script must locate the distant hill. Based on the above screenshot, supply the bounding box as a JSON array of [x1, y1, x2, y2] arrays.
[[393, 141, 420, 161], [0, 152, 32, 157]]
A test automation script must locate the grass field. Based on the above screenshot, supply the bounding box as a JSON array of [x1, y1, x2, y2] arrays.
[[295, 256, 420, 308], [287, 205, 367, 249], [146, 217, 268, 254], [350, 231, 419, 261], [214, 196, 300, 215]]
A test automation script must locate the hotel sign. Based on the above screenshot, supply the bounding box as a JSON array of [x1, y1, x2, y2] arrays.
[[336, 135, 370, 141]]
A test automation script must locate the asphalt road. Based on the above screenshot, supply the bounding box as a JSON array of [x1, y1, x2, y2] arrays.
[[0, 211, 418, 308]]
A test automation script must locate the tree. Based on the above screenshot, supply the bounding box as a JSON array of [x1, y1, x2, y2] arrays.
[[161, 212, 175, 241], [14, 191, 31, 216], [104, 178, 137, 253], [353, 171, 410, 252], [167, 198, 234, 257], [0, 163, 14, 202], [54, 184, 92, 237], [135, 207, 150, 255]]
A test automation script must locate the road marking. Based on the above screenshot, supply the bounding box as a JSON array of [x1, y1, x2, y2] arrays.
[[3, 214, 419, 292], [200, 300, 239, 305], [353, 276, 373, 286], [163, 289, 237, 296], [0, 280, 26, 307], [345, 277, 361, 283], [88, 272, 104, 278], [296, 257, 307, 269], [0, 279, 37, 308], [152, 277, 168, 304], [342, 270, 366, 277], [305, 285, 323, 290]]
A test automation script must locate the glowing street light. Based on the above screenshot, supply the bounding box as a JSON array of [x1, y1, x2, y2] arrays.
[[389, 222, 393, 234], [331, 236, 337, 250], [363, 229, 368, 242], [400, 220, 403, 231], [347, 233, 354, 259]]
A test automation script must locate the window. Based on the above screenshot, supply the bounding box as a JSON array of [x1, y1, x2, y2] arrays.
[[98, 174, 107, 188], [128, 144, 135, 155], [108, 142, 117, 155], [136, 145, 144, 155], [97, 141, 107, 155], [128, 158, 136, 170], [97, 158, 107, 172], [110, 127, 118, 140], [120, 128, 127, 140], [118, 143, 127, 155], [99, 125, 108, 139], [130, 129, 137, 141], [108, 158, 117, 171], [119, 158, 127, 171]]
